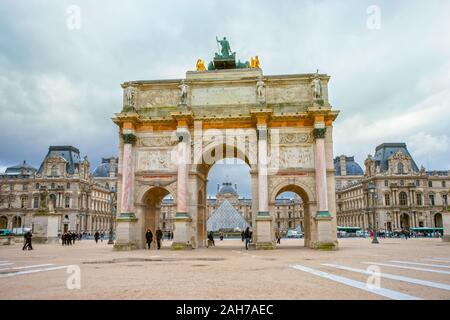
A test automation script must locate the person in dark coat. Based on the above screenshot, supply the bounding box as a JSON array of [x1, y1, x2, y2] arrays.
[[145, 229, 153, 249], [22, 231, 33, 250], [207, 231, 215, 247], [244, 227, 251, 250], [156, 228, 163, 250], [241, 230, 245, 242], [94, 231, 100, 243], [72, 232, 76, 245]]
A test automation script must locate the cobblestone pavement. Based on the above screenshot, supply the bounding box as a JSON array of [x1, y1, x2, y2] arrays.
[[1, 238, 449, 300]]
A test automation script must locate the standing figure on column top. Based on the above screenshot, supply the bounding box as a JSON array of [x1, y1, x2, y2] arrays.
[[178, 80, 189, 105], [256, 75, 265, 103], [126, 86, 135, 107], [311, 70, 322, 99]]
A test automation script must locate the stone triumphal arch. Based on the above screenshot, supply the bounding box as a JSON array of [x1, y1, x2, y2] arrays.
[[113, 44, 340, 250]]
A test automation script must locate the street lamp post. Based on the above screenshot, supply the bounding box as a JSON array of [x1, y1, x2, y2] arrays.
[[368, 182, 379, 244], [360, 209, 365, 238], [108, 192, 116, 245]]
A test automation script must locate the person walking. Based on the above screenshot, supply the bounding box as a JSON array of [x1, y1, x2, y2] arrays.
[[275, 230, 281, 245], [244, 227, 251, 250], [94, 231, 100, 243], [241, 230, 245, 242], [22, 231, 33, 250], [100, 232, 104, 242], [220, 231, 224, 241], [207, 231, 215, 247], [72, 232, 76, 245], [156, 228, 163, 250], [145, 229, 153, 249]]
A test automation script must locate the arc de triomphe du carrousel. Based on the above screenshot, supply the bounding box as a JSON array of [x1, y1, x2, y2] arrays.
[[112, 38, 340, 250]]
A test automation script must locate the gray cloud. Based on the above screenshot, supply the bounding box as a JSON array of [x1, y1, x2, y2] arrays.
[[0, 0, 449, 197]]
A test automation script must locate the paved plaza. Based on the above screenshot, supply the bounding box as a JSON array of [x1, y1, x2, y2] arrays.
[[1, 238, 450, 300]]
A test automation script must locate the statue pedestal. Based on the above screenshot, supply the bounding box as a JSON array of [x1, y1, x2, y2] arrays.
[[171, 213, 193, 250], [442, 210, 450, 242], [254, 213, 274, 250], [33, 212, 60, 244], [213, 57, 236, 69], [113, 214, 139, 251]]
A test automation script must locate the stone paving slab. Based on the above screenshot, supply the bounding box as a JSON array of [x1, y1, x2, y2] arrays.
[[0, 238, 449, 300]]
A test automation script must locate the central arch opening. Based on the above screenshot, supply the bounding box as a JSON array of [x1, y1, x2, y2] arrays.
[[203, 157, 253, 249]]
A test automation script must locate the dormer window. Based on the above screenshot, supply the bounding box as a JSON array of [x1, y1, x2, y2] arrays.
[[51, 165, 59, 177], [398, 163, 404, 174]]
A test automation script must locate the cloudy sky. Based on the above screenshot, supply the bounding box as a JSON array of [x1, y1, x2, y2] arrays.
[[1, 0, 449, 198]]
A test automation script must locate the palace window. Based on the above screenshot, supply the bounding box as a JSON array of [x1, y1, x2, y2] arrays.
[[399, 192, 408, 206], [429, 194, 435, 206], [443, 194, 448, 206], [442, 181, 446, 188], [51, 183, 55, 189], [36, 183, 40, 189], [428, 181, 433, 187], [398, 163, 404, 174], [33, 196, 39, 209], [65, 196, 70, 208], [51, 165, 58, 177], [416, 194, 422, 206], [415, 180, 420, 187], [23, 184, 28, 191], [21, 197, 27, 209], [385, 194, 390, 206], [400, 180, 404, 186], [384, 180, 388, 187], [67, 183, 70, 189]]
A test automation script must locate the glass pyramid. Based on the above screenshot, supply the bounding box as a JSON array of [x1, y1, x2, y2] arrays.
[[206, 200, 251, 231]]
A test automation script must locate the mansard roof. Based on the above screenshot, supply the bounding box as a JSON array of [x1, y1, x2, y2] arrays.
[[373, 143, 419, 173], [38, 146, 81, 175], [4, 160, 37, 176]]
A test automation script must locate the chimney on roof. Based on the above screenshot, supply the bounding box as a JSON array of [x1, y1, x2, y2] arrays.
[[109, 157, 116, 178], [235, 184, 237, 193], [339, 155, 347, 176]]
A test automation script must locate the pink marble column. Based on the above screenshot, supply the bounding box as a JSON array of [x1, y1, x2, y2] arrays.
[[313, 127, 329, 216], [120, 133, 135, 216], [176, 129, 189, 215], [257, 126, 269, 215]]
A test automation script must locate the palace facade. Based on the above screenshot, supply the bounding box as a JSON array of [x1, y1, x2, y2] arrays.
[[335, 143, 450, 231], [0, 146, 117, 235]]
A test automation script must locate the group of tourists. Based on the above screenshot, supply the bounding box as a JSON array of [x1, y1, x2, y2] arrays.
[[61, 231, 79, 246], [145, 228, 163, 250]]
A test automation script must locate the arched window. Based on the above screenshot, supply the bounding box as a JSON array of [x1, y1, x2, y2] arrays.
[[398, 163, 404, 174], [399, 192, 408, 206], [51, 165, 58, 177], [0, 216, 8, 229], [13, 216, 21, 228]]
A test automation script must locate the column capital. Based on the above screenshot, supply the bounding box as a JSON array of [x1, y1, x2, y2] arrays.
[[313, 128, 327, 139], [176, 130, 191, 143], [122, 133, 137, 145]]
